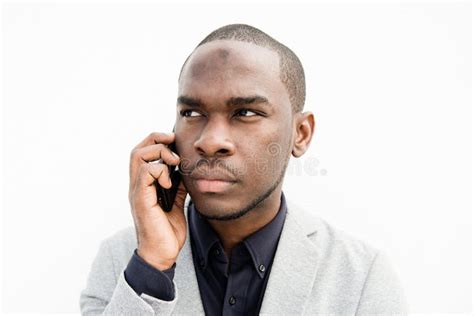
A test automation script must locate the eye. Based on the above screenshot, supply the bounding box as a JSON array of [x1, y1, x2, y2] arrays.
[[235, 109, 258, 117], [180, 109, 202, 117]]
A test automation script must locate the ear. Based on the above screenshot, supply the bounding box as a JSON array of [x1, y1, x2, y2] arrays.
[[292, 111, 315, 157]]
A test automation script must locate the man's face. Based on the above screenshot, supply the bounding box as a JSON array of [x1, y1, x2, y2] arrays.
[[175, 40, 294, 220]]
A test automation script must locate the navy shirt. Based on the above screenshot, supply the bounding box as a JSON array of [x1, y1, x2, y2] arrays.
[[124, 192, 288, 315]]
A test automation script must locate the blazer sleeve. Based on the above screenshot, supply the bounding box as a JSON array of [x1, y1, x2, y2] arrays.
[[79, 238, 179, 315], [355, 250, 409, 315]]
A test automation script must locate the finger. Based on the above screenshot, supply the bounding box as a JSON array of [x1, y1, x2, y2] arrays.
[[136, 162, 171, 189], [130, 144, 179, 185], [132, 132, 175, 151], [134, 143, 180, 165]]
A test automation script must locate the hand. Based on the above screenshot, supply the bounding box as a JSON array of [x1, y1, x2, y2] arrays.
[[128, 132, 188, 270]]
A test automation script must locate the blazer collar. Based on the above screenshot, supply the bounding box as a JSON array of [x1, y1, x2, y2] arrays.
[[172, 194, 320, 315], [258, 200, 320, 315], [170, 194, 205, 314]]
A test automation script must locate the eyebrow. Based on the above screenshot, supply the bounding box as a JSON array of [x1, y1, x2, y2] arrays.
[[177, 96, 203, 108], [177, 95, 270, 108], [227, 96, 269, 107]]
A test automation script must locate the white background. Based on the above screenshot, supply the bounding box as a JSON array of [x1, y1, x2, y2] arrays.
[[1, 1, 472, 314]]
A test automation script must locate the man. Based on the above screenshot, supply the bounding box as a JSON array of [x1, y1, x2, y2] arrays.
[[80, 24, 408, 315]]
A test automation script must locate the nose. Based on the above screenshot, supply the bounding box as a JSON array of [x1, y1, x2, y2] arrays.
[[193, 119, 236, 158]]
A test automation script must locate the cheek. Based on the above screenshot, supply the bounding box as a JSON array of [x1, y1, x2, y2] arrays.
[[239, 135, 290, 185]]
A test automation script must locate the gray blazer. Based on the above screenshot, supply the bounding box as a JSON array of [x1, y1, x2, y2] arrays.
[[80, 196, 408, 315]]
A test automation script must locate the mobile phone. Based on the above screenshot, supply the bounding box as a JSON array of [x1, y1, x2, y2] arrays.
[[156, 141, 181, 212]]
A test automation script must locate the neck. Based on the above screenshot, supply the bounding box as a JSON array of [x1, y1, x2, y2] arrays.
[[206, 186, 283, 257]]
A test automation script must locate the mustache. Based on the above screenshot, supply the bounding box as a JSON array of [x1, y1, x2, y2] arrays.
[[178, 158, 240, 179]]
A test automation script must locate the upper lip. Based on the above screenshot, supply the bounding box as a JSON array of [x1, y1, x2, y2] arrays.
[[190, 168, 237, 182]]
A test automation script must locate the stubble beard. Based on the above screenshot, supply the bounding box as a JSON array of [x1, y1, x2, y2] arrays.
[[195, 156, 289, 221]]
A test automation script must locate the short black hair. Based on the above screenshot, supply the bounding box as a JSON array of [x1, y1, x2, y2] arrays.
[[179, 24, 306, 113]]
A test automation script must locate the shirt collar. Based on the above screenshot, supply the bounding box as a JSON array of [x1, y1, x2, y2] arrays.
[[188, 191, 288, 278], [243, 192, 287, 278], [188, 202, 220, 270]]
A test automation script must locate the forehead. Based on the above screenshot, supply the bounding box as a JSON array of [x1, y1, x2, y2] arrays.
[[179, 40, 287, 102]]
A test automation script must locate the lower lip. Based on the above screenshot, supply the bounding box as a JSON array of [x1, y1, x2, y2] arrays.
[[194, 179, 235, 193]]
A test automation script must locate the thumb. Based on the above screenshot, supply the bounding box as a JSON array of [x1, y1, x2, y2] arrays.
[[172, 181, 188, 212], [168, 181, 188, 248]]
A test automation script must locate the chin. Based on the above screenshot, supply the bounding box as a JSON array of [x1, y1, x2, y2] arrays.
[[189, 192, 237, 214]]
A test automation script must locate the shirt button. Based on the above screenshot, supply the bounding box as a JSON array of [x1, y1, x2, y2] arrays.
[[213, 248, 220, 256], [259, 264, 266, 272], [229, 296, 237, 305]]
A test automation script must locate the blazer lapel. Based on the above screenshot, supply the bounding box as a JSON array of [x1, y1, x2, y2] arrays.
[[171, 195, 205, 314], [259, 201, 320, 315], [171, 196, 319, 315]]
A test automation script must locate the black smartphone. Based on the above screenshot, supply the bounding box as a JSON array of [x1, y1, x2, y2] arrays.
[[156, 141, 181, 212]]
